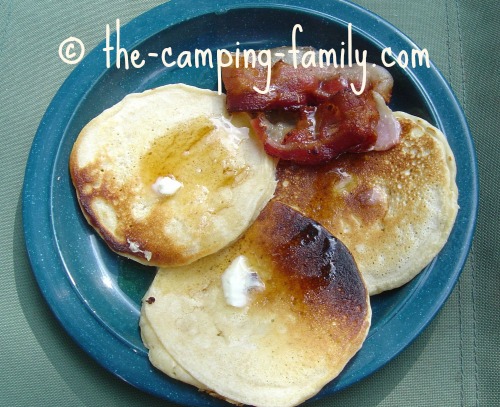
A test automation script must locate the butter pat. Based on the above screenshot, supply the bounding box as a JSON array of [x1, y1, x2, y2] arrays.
[[222, 255, 265, 307], [152, 176, 183, 196]]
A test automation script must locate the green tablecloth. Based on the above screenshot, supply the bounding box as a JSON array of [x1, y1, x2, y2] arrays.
[[1, 1, 497, 406]]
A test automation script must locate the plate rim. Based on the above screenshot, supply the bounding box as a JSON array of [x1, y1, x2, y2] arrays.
[[22, 0, 479, 405]]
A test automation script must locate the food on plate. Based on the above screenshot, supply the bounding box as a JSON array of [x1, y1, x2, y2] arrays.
[[69, 84, 277, 267], [67, 40, 458, 406], [222, 47, 401, 164], [140, 200, 371, 407], [274, 112, 458, 294], [222, 46, 394, 110]]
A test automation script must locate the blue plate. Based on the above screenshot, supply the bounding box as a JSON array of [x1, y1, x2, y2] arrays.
[[22, 0, 478, 405]]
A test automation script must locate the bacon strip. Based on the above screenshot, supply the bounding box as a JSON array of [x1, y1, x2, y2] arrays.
[[252, 90, 380, 165], [223, 60, 351, 112], [222, 47, 400, 165], [222, 53, 394, 113]]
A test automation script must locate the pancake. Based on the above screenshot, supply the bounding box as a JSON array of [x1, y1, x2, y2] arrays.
[[140, 200, 371, 407], [274, 111, 458, 295], [70, 84, 277, 267]]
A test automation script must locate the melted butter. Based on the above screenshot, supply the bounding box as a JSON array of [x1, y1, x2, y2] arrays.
[[140, 116, 249, 210]]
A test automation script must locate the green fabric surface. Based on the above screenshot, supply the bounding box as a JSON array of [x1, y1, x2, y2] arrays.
[[1, 0, 498, 406]]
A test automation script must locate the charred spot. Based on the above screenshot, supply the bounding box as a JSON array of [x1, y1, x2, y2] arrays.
[[296, 223, 320, 246], [251, 201, 368, 330], [146, 296, 156, 304]]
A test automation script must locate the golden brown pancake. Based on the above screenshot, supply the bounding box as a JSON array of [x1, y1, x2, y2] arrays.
[[140, 200, 371, 407], [274, 111, 458, 294], [70, 84, 276, 267]]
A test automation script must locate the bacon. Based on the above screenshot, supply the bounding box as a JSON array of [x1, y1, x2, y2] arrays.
[[252, 90, 380, 164], [372, 92, 401, 151], [222, 51, 394, 112], [222, 47, 400, 165]]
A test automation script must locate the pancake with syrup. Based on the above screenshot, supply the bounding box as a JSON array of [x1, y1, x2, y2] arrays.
[[70, 84, 277, 267], [274, 112, 458, 294], [140, 200, 371, 407]]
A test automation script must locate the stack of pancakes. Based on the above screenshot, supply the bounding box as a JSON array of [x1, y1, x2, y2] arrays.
[[70, 84, 458, 406]]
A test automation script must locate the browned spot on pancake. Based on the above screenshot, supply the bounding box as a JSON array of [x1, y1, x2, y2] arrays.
[[275, 152, 389, 229], [233, 201, 369, 343], [69, 139, 184, 265]]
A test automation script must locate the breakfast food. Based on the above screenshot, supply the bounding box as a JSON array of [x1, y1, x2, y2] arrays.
[[68, 41, 458, 406], [140, 200, 371, 407], [70, 84, 277, 267], [222, 47, 401, 164], [274, 112, 458, 294]]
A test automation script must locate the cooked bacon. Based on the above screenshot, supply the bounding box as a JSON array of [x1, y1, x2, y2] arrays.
[[270, 46, 395, 102], [222, 47, 400, 165], [372, 92, 401, 151], [222, 50, 394, 112], [252, 90, 381, 164]]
